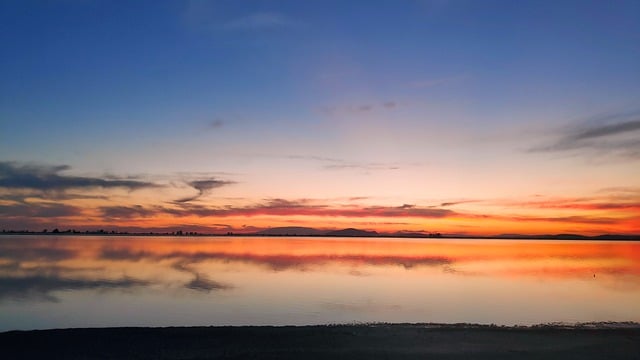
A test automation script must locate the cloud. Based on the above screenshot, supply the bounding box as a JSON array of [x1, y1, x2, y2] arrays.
[[92, 199, 456, 222], [224, 12, 294, 30], [0, 203, 83, 218], [99, 205, 157, 219], [175, 179, 235, 203], [570, 120, 640, 141], [528, 113, 640, 160], [439, 200, 481, 207], [598, 187, 640, 194], [0, 161, 158, 191], [286, 155, 402, 171], [510, 215, 622, 225], [160, 199, 456, 219], [323, 163, 400, 171], [491, 194, 640, 212], [320, 101, 399, 116]]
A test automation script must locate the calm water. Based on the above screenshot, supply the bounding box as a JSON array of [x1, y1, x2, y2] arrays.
[[1, 235, 639, 331]]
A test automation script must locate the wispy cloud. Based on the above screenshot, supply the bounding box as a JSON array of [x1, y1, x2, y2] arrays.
[[286, 155, 403, 171], [99, 205, 157, 219], [439, 200, 481, 207], [528, 112, 640, 160], [320, 100, 399, 116], [224, 12, 295, 30], [323, 163, 401, 171], [175, 179, 235, 203], [111, 200, 455, 220]]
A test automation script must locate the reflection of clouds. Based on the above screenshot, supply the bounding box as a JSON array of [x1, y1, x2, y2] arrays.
[[171, 261, 232, 292], [100, 248, 452, 271], [348, 269, 371, 277], [442, 265, 480, 276], [0, 247, 76, 262], [3, 236, 640, 306], [0, 275, 149, 302], [185, 275, 231, 292]]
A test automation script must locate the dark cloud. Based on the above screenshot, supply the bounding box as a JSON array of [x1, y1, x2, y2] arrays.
[[0, 203, 82, 218], [439, 200, 480, 207], [99, 205, 157, 219], [569, 120, 640, 141], [0, 162, 158, 191], [175, 179, 235, 203], [528, 114, 640, 160], [102, 200, 455, 220]]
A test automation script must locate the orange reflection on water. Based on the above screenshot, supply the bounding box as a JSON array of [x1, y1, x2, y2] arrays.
[[90, 236, 640, 279], [1, 235, 639, 329]]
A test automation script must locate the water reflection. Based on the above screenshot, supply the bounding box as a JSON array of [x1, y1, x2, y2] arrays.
[[0, 236, 639, 329]]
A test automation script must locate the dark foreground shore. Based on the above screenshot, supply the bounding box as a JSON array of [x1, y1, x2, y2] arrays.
[[2, 324, 639, 359]]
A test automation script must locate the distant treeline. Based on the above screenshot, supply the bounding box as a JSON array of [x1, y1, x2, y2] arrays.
[[0, 228, 638, 240]]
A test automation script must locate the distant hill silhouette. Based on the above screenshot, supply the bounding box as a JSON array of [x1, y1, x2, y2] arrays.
[[324, 228, 379, 237]]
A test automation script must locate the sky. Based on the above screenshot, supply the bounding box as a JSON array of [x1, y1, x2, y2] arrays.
[[1, 0, 639, 235]]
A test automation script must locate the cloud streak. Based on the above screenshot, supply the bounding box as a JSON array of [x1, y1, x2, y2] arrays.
[[528, 113, 640, 160], [224, 12, 295, 30], [320, 101, 399, 116], [286, 155, 402, 171], [163, 200, 456, 219], [175, 179, 235, 203], [0, 162, 157, 191]]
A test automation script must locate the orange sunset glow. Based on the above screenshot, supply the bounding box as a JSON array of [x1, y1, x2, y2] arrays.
[[1, 1, 639, 237]]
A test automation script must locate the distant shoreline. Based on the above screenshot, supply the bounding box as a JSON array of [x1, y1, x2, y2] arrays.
[[1, 231, 638, 241], [2, 323, 638, 359]]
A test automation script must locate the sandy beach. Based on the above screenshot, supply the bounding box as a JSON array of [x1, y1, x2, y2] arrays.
[[1, 323, 639, 359]]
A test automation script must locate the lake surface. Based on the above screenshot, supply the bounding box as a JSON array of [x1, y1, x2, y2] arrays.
[[1, 235, 639, 331]]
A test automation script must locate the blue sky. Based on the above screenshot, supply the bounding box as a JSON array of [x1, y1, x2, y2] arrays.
[[1, 0, 639, 234]]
